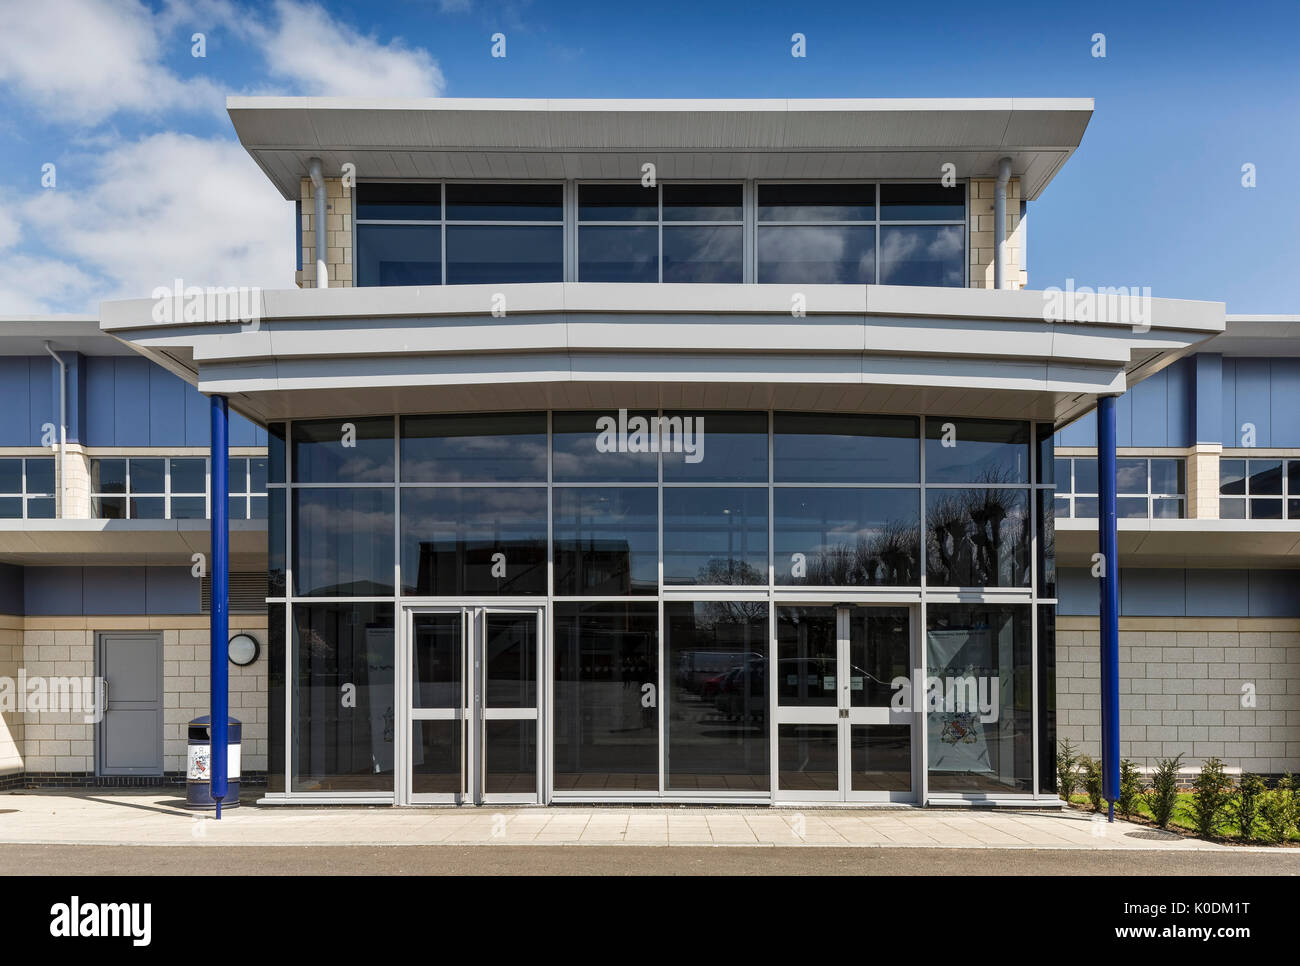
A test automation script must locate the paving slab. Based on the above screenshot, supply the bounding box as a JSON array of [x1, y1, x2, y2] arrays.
[[0, 789, 1269, 852]]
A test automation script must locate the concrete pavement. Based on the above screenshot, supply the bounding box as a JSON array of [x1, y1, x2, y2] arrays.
[[0, 789, 1274, 851]]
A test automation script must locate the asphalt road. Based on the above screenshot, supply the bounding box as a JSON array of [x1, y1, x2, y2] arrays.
[[2, 844, 1298, 875]]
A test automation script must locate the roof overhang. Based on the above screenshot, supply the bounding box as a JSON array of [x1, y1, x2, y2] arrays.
[[227, 96, 1094, 202], [0, 315, 132, 356], [1056, 518, 1300, 569], [0, 519, 267, 569], [99, 283, 1224, 427], [1204, 314, 1300, 357]]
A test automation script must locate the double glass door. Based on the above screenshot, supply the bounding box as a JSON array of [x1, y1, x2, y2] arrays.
[[774, 605, 916, 802], [405, 606, 543, 805]]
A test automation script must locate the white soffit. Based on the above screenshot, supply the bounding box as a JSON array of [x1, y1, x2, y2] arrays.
[[227, 96, 1095, 202]]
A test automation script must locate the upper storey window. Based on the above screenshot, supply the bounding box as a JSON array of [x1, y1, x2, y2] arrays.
[[353, 181, 966, 288], [356, 182, 564, 286], [578, 183, 743, 283], [757, 183, 965, 286]]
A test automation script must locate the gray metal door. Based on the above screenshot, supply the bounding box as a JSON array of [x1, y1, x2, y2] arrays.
[[96, 632, 163, 776]]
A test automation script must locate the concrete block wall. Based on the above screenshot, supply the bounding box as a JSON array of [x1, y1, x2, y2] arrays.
[[1057, 616, 1300, 775], [55, 444, 92, 520], [297, 177, 353, 289], [968, 178, 1025, 290], [17, 615, 268, 775], [1185, 444, 1223, 518], [0, 615, 23, 776]]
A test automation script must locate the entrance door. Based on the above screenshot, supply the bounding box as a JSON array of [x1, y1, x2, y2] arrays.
[[773, 606, 915, 802], [96, 631, 163, 776], [406, 606, 543, 804]]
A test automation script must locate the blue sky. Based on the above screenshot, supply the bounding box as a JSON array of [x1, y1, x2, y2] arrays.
[[1, 0, 1296, 313]]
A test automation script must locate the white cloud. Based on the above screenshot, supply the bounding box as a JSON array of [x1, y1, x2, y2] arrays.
[[0, 0, 446, 125], [0, 0, 224, 124], [243, 0, 445, 97], [3, 134, 294, 313]]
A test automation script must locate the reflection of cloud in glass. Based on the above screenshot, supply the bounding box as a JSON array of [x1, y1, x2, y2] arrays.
[[758, 226, 873, 283], [879, 226, 963, 286], [402, 437, 547, 482]]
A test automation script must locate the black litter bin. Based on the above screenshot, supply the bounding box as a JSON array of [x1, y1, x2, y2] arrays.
[[185, 715, 241, 809]]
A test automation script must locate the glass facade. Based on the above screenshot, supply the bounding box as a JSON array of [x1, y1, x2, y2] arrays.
[[267, 410, 1057, 802], [356, 181, 967, 288]]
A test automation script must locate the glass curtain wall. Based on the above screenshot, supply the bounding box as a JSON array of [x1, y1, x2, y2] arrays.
[[265, 411, 1056, 801]]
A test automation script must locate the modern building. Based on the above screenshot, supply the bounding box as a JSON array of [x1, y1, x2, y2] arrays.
[[1, 97, 1288, 807]]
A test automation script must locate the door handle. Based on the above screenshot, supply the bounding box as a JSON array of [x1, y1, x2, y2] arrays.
[[101, 678, 110, 713]]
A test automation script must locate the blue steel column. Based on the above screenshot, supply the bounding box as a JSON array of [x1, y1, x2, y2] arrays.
[[1097, 394, 1121, 821], [210, 395, 229, 818]]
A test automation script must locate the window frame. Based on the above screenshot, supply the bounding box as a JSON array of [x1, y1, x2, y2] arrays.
[[0, 456, 56, 519], [1054, 455, 1186, 520], [576, 181, 745, 283], [355, 180, 566, 287], [89, 455, 268, 521], [1220, 456, 1296, 519], [356, 179, 969, 289], [754, 180, 968, 287]]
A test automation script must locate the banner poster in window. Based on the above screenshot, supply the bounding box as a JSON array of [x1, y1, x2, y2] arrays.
[[926, 627, 992, 776]]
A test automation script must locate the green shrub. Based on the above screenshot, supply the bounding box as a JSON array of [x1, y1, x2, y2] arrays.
[[1260, 774, 1298, 845], [1080, 755, 1104, 812], [1056, 739, 1080, 802], [1118, 759, 1142, 819], [1188, 758, 1233, 839], [1232, 773, 1266, 842], [1146, 754, 1183, 829]]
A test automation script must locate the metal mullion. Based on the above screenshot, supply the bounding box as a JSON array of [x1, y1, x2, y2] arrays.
[[283, 417, 294, 796], [440, 183, 447, 286], [443, 220, 564, 227], [656, 406, 666, 796], [875, 183, 882, 285], [657, 184, 663, 283], [1030, 422, 1040, 798], [918, 413, 927, 804]]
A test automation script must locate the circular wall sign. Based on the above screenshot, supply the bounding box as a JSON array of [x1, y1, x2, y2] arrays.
[[228, 633, 260, 667]]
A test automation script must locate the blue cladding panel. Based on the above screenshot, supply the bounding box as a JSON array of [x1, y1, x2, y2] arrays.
[[1061, 568, 1299, 617], [1120, 569, 1185, 616], [1056, 410, 1096, 448], [84, 356, 116, 445], [1057, 568, 1098, 615], [1221, 358, 1238, 445], [113, 357, 152, 446], [24, 567, 83, 616], [1194, 354, 1222, 444], [0, 358, 31, 445], [149, 363, 186, 446], [184, 381, 209, 445], [1114, 390, 1133, 447], [67, 352, 86, 444], [1271, 359, 1300, 446], [1166, 358, 1193, 447], [1248, 571, 1300, 617], [83, 567, 148, 614], [1186, 569, 1249, 617], [1129, 369, 1166, 446], [28, 357, 55, 446], [0, 563, 23, 615], [146, 567, 201, 614], [1233, 359, 1271, 447]]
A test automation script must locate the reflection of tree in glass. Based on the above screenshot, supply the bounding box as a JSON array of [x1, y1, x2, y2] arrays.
[[927, 469, 1026, 585], [801, 515, 920, 585], [694, 558, 765, 588]]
